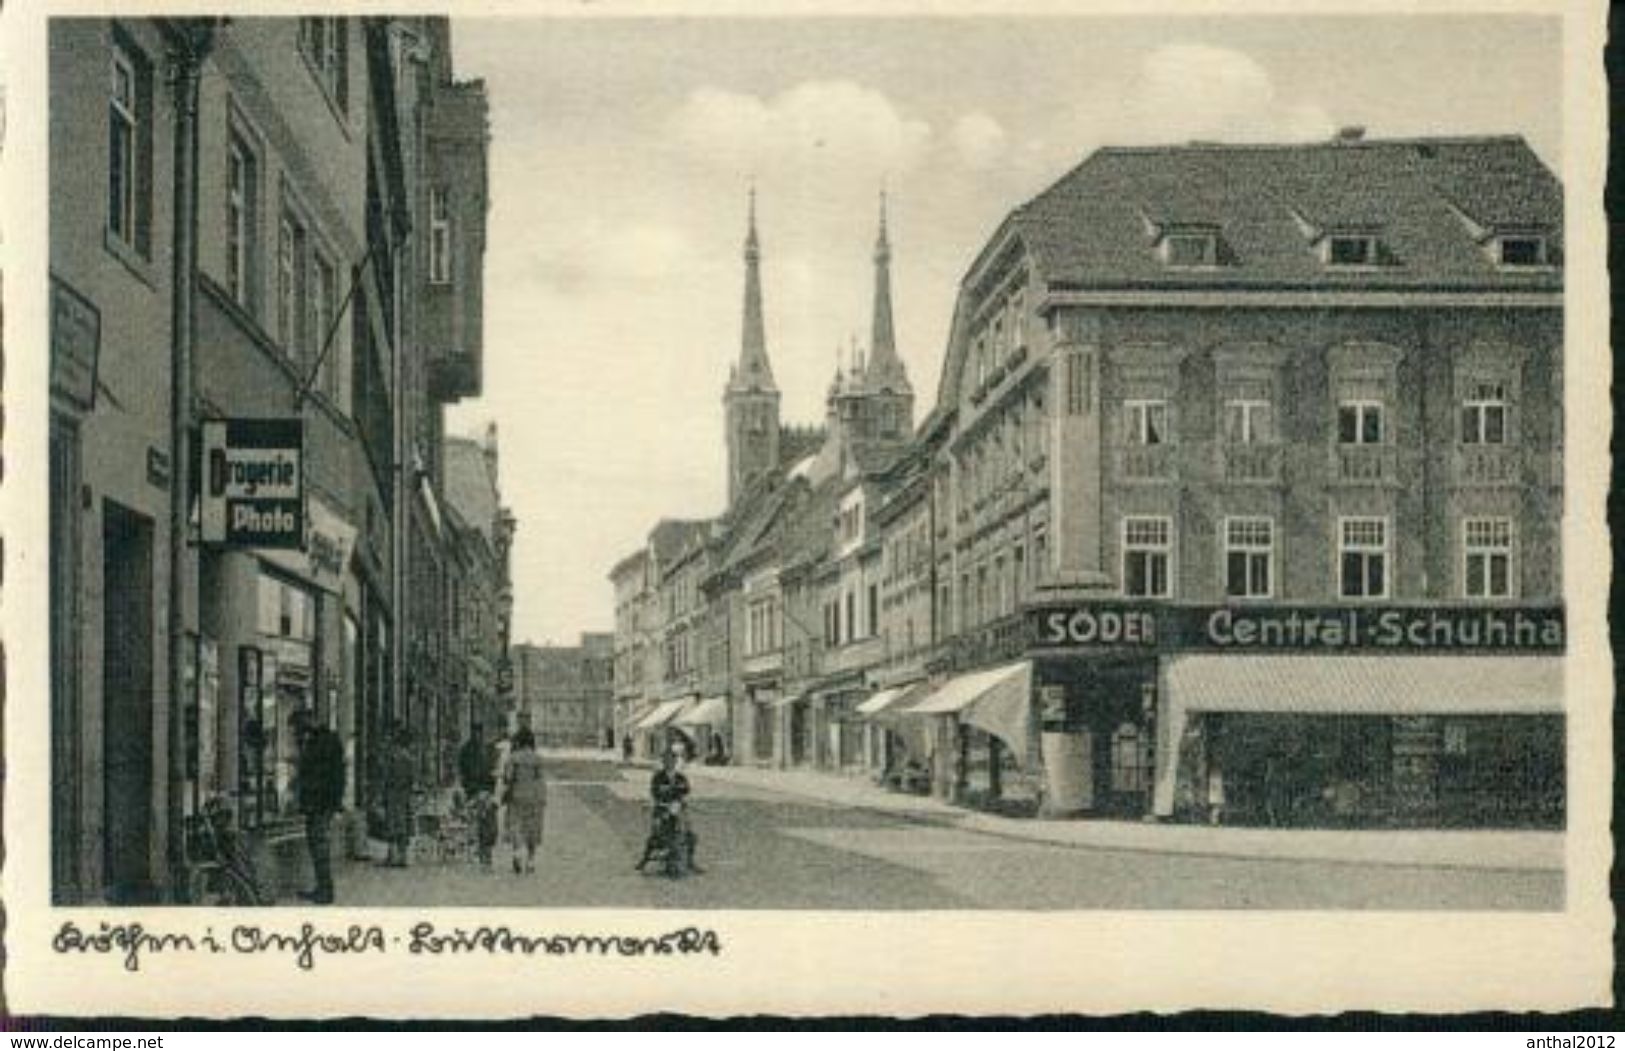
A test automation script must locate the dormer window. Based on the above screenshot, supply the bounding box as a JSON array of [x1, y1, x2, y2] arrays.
[[1163, 233, 1217, 268], [1496, 235, 1548, 268], [1326, 234, 1377, 267]]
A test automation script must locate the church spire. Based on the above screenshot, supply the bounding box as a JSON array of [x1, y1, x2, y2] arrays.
[[733, 185, 775, 392], [866, 188, 909, 393], [725, 185, 781, 508]]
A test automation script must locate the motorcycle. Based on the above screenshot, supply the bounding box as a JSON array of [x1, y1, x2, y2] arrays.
[[636, 799, 696, 878]]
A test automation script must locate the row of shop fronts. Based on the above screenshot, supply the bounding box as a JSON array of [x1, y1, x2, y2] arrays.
[[47, 17, 497, 904], [704, 601, 1564, 830], [628, 695, 732, 762]]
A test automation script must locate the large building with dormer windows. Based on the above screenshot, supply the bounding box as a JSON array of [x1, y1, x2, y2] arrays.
[[922, 131, 1563, 827]]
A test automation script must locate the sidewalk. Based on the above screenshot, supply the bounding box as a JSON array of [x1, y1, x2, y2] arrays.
[[673, 760, 1564, 873]]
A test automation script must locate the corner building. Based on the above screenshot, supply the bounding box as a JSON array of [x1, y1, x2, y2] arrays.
[[927, 134, 1564, 827]]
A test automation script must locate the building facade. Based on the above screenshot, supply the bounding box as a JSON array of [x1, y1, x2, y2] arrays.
[[609, 547, 655, 749], [50, 17, 185, 903], [388, 17, 492, 791], [512, 634, 615, 749], [48, 16, 494, 904], [925, 133, 1564, 827], [443, 425, 516, 751]]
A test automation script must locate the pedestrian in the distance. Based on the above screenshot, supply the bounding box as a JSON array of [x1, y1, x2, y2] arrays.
[[290, 708, 346, 904], [382, 722, 415, 867], [502, 729, 547, 874], [459, 722, 496, 798]]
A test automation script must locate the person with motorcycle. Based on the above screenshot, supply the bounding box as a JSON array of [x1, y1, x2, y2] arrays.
[[636, 749, 701, 876]]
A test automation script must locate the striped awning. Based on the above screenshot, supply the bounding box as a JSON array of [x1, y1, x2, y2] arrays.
[[1165, 655, 1564, 715], [673, 695, 729, 727], [1151, 654, 1564, 819], [634, 698, 694, 731], [904, 661, 1033, 766], [857, 682, 925, 717]]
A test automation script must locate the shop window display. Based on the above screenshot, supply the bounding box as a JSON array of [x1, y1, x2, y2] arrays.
[[250, 570, 317, 823]]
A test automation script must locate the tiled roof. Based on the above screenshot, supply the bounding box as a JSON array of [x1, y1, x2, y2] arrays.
[[1009, 135, 1561, 292], [718, 480, 796, 574], [778, 426, 826, 468], [846, 438, 907, 477], [648, 518, 711, 565]]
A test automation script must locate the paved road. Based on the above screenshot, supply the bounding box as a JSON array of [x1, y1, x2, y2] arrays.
[[325, 758, 1561, 910]]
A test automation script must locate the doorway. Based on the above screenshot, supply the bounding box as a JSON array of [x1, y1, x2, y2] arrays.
[[101, 501, 156, 902]]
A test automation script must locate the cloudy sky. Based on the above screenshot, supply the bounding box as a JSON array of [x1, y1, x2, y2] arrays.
[[442, 15, 1562, 646]]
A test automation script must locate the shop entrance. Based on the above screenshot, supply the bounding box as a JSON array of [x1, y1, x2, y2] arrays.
[[751, 694, 774, 762], [789, 702, 809, 765], [1079, 661, 1157, 818], [101, 501, 155, 902]]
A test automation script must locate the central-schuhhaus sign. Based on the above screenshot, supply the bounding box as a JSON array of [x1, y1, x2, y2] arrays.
[[1031, 603, 1564, 654]]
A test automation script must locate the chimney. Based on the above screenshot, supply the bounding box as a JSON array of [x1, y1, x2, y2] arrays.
[[1336, 125, 1367, 143]]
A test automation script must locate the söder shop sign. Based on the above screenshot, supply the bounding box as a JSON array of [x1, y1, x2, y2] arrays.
[[1031, 603, 1564, 654], [201, 419, 304, 549]]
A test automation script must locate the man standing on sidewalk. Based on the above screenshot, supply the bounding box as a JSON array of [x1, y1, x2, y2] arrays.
[[291, 708, 346, 904]]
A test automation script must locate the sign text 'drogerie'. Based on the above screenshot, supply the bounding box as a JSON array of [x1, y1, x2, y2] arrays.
[[200, 418, 305, 550]]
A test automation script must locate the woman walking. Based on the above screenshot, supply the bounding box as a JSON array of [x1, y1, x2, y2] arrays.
[[502, 729, 547, 873]]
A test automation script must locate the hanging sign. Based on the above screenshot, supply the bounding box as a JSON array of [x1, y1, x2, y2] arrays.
[[256, 494, 356, 593], [201, 419, 305, 548]]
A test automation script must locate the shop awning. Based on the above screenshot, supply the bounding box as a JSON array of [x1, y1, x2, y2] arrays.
[[904, 661, 1033, 767], [673, 695, 729, 727], [634, 698, 693, 731], [768, 692, 806, 709], [1165, 655, 1564, 715], [857, 682, 925, 717], [1150, 655, 1564, 819]]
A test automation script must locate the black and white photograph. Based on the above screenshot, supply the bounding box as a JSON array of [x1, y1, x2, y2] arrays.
[[3, 0, 1611, 1019]]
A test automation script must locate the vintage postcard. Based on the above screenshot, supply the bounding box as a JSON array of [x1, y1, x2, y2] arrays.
[[0, 0, 1612, 1019]]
